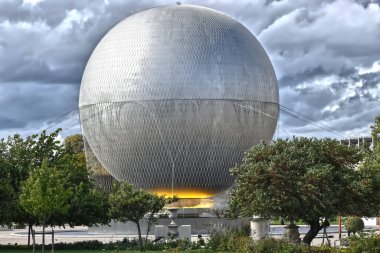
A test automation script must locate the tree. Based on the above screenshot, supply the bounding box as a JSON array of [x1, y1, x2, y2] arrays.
[[359, 116, 380, 223], [229, 137, 380, 245], [144, 195, 179, 243], [49, 152, 110, 227], [63, 134, 84, 154], [371, 116, 380, 157], [344, 216, 364, 236], [20, 159, 71, 253], [37, 134, 110, 228], [0, 130, 62, 245], [0, 133, 34, 228], [0, 139, 15, 227], [0, 130, 109, 245], [364, 116, 380, 167], [0, 178, 16, 227], [55, 135, 110, 227], [109, 182, 175, 252], [144, 194, 166, 244]]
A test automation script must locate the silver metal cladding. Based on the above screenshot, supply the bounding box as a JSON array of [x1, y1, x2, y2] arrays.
[[79, 5, 279, 197]]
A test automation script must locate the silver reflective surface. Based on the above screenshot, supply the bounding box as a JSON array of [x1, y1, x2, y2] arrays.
[[79, 5, 279, 197]]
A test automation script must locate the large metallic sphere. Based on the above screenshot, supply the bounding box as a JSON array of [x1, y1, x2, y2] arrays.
[[79, 5, 279, 198]]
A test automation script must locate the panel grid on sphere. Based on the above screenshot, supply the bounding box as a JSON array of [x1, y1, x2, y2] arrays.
[[79, 4, 279, 198], [79, 5, 278, 106], [80, 99, 278, 196]]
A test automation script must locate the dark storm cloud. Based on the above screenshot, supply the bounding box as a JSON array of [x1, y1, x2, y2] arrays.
[[360, 71, 380, 90], [0, 83, 78, 130], [279, 67, 380, 137], [356, 0, 380, 8], [1, 0, 379, 138], [0, 0, 164, 137], [0, 0, 166, 86], [256, 0, 380, 137]]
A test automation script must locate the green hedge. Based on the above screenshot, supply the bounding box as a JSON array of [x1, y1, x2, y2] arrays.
[[346, 234, 380, 253], [344, 217, 365, 235], [1, 233, 380, 252]]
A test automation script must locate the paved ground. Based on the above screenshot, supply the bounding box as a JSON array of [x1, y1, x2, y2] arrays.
[[0, 225, 361, 247], [0, 226, 132, 245]]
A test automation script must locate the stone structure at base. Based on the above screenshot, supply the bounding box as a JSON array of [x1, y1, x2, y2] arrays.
[[283, 225, 300, 243], [178, 225, 192, 240], [167, 209, 179, 239], [154, 225, 168, 239], [154, 225, 191, 240], [250, 217, 270, 240], [89, 217, 250, 236]]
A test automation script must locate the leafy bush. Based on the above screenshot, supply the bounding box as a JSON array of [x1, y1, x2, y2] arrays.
[[239, 223, 252, 236], [145, 238, 204, 251], [344, 217, 364, 235], [207, 227, 252, 252], [346, 233, 380, 253], [248, 238, 342, 253], [51, 240, 104, 250], [144, 241, 164, 251], [13, 238, 140, 250], [249, 238, 303, 253]]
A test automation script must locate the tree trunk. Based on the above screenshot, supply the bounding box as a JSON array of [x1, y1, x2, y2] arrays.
[[302, 220, 322, 245], [42, 220, 45, 253], [32, 229, 36, 253], [145, 219, 151, 244], [28, 223, 31, 247], [136, 222, 144, 252], [51, 229, 54, 253]]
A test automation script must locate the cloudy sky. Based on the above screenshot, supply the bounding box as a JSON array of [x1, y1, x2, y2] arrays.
[[0, 0, 379, 140]]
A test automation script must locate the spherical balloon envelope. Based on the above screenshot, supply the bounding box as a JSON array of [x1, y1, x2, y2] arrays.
[[79, 5, 279, 199]]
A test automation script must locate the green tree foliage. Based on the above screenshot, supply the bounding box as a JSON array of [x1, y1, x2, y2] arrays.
[[371, 116, 380, 156], [144, 195, 179, 243], [20, 159, 71, 253], [0, 178, 16, 227], [348, 233, 380, 252], [144, 194, 166, 243], [358, 116, 380, 221], [0, 129, 62, 230], [363, 116, 380, 168], [60, 134, 110, 226], [45, 133, 110, 227], [63, 134, 84, 154], [0, 139, 14, 226], [109, 182, 173, 252], [344, 216, 364, 236], [0, 130, 109, 244], [49, 152, 110, 227], [229, 137, 380, 245]]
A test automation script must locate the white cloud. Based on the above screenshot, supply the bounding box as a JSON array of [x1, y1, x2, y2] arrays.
[[358, 61, 380, 75], [23, 0, 44, 6]]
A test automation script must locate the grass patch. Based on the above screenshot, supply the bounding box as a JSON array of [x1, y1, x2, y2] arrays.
[[0, 250, 158, 253], [0, 250, 219, 253]]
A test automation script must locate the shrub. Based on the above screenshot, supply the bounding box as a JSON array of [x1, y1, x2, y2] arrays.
[[346, 233, 380, 253], [207, 227, 253, 252], [33, 238, 139, 250], [46, 240, 104, 250], [248, 238, 342, 253], [249, 238, 303, 253], [344, 217, 364, 236], [207, 229, 229, 251], [144, 241, 164, 251]]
